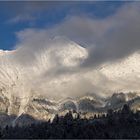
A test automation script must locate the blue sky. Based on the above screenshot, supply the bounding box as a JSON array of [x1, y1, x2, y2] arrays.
[[0, 1, 127, 50]]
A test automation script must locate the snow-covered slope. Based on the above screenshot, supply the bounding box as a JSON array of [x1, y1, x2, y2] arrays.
[[100, 52, 140, 79]]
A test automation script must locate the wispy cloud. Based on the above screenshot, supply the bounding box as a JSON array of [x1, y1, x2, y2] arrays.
[[8, 14, 36, 23]]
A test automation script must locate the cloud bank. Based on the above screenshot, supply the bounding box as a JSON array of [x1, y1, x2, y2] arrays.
[[13, 2, 140, 68]]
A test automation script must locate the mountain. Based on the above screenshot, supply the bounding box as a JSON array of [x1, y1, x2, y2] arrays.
[[1, 38, 140, 126]]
